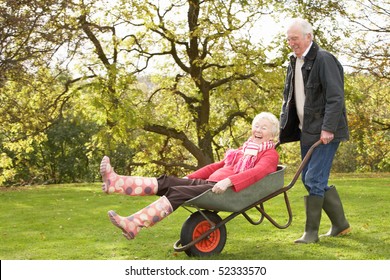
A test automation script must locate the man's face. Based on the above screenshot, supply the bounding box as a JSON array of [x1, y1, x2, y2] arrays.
[[286, 26, 312, 58]]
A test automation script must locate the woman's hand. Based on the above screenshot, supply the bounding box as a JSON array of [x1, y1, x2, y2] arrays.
[[212, 178, 232, 194]]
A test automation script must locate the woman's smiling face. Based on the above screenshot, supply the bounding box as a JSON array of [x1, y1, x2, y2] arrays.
[[251, 118, 274, 144]]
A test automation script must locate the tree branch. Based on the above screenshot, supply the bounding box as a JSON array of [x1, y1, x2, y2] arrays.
[[78, 15, 111, 68], [212, 111, 247, 137], [143, 124, 205, 163]]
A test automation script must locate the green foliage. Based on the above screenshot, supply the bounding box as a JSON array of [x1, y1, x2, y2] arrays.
[[0, 0, 389, 186], [344, 74, 390, 172], [0, 113, 102, 186], [0, 69, 64, 185], [41, 115, 101, 183]]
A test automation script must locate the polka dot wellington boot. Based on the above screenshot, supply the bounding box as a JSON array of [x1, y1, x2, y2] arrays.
[[107, 196, 173, 239], [100, 156, 158, 195]]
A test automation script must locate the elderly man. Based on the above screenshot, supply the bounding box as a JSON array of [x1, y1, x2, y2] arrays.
[[279, 18, 351, 243]]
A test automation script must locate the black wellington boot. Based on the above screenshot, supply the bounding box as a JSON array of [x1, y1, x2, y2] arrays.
[[295, 195, 324, 244], [320, 186, 351, 237]]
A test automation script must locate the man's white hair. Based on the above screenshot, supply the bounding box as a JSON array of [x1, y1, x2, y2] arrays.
[[286, 18, 314, 40]]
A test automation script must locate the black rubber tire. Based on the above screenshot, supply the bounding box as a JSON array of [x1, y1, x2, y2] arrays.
[[180, 210, 227, 257]]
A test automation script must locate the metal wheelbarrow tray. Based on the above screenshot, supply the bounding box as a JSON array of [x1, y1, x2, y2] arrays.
[[173, 140, 322, 257]]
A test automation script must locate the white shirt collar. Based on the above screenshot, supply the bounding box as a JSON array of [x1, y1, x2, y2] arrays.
[[294, 41, 313, 59]]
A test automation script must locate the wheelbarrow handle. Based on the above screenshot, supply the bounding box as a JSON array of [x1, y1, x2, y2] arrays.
[[284, 139, 323, 190]]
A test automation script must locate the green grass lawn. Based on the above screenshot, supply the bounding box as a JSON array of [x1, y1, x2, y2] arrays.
[[1, 173, 389, 260]]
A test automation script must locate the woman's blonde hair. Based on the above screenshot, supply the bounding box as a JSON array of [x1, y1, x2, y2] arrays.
[[252, 112, 280, 140]]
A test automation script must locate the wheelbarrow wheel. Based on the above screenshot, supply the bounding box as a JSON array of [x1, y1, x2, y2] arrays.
[[180, 210, 227, 257]]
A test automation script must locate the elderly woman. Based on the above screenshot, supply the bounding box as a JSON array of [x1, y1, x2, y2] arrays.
[[100, 112, 280, 240]]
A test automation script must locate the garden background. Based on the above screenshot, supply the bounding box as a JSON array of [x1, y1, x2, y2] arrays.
[[0, 0, 389, 262]]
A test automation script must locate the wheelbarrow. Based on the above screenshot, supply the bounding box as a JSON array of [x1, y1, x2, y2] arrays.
[[173, 140, 322, 257]]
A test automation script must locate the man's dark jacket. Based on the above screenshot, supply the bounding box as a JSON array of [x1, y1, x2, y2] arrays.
[[279, 41, 349, 146]]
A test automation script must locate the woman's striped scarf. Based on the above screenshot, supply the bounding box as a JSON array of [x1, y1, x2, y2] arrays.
[[224, 140, 275, 173]]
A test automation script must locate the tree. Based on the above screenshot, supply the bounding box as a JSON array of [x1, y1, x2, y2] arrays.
[[64, 0, 285, 172], [333, 0, 390, 171], [1, 0, 389, 186], [342, 0, 389, 79]]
